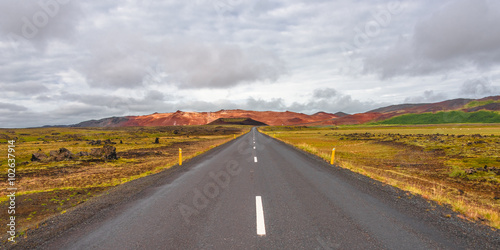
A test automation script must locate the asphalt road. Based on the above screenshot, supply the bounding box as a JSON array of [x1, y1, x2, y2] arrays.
[[39, 127, 499, 249]]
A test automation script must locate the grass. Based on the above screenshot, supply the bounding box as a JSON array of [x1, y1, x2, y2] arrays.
[[374, 111, 500, 125], [464, 100, 500, 108], [0, 125, 250, 242], [260, 124, 500, 229]]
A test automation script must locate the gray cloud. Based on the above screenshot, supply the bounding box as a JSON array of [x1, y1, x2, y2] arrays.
[[0, 102, 28, 111], [39, 90, 174, 114], [1, 1, 500, 128], [161, 44, 285, 89], [364, 0, 500, 78], [246, 97, 286, 111], [459, 77, 499, 97], [0, 0, 83, 51], [1, 90, 173, 128], [404, 90, 447, 103], [313, 88, 338, 99], [79, 31, 285, 89], [291, 88, 382, 114], [52, 104, 102, 117], [2, 81, 49, 94], [173, 89, 377, 115], [0, 110, 39, 128], [169, 98, 287, 114], [413, 0, 500, 64]]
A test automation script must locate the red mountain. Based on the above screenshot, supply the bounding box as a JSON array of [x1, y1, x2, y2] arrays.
[[70, 96, 500, 127], [72, 110, 339, 127]]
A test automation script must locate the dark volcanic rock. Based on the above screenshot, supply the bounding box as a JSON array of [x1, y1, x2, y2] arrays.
[[104, 139, 116, 144], [77, 151, 89, 157], [49, 148, 76, 161], [90, 147, 104, 157], [90, 145, 118, 160], [31, 150, 48, 162], [88, 139, 116, 145], [103, 145, 118, 160], [464, 168, 477, 175], [88, 140, 102, 145]]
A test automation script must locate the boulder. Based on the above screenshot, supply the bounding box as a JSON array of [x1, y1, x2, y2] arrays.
[[104, 139, 116, 144], [31, 150, 48, 162], [88, 139, 116, 145], [77, 151, 89, 157], [485, 166, 500, 175], [103, 145, 117, 160], [49, 148, 76, 161], [88, 140, 102, 145], [90, 145, 117, 160], [90, 147, 104, 157], [464, 168, 477, 175]]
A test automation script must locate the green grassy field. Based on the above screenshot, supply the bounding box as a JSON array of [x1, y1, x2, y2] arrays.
[[374, 111, 500, 125], [0, 125, 249, 242], [464, 100, 500, 108], [260, 124, 500, 229]]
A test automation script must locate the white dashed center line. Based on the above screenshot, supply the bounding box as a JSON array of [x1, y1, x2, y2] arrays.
[[256, 196, 266, 236], [254, 156, 258, 163]]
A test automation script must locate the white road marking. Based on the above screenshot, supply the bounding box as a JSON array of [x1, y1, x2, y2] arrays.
[[254, 156, 258, 163], [256, 196, 266, 236], [253, 146, 256, 149]]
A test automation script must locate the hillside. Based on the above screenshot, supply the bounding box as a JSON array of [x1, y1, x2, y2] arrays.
[[68, 96, 500, 127], [71, 110, 339, 127], [375, 111, 500, 125], [207, 118, 268, 126], [333, 96, 500, 125]]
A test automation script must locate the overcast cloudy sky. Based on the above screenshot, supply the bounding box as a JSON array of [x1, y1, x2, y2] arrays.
[[1, 0, 500, 127]]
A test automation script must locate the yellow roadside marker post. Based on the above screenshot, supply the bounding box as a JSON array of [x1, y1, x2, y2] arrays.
[[179, 148, 182, 165], [330, 148, 336, 165], [234, 134, 236, 139]]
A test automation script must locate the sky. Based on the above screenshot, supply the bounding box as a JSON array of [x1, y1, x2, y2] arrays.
[[1, 0, 500, 128]]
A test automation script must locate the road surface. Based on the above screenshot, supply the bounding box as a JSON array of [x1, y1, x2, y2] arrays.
[[38, 128, 499, 249]]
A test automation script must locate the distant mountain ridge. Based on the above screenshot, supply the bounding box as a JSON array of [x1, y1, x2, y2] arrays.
[[207, 118, 268, 126], [67, 96, 500, 127], [71, 109, 340, 127], [369, 98, 474, 114], [331, 96, 500, 125]]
